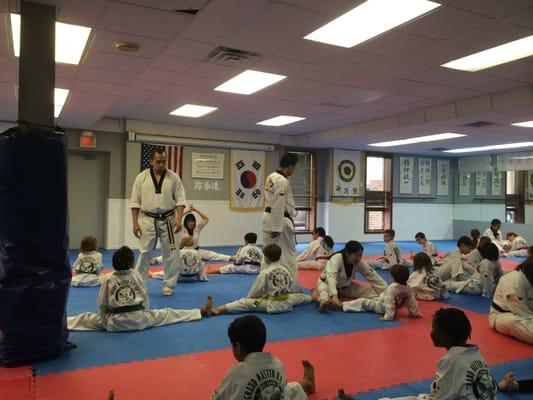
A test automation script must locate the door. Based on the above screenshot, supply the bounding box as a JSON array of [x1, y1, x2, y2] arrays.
[[68, 151, 107, 249]]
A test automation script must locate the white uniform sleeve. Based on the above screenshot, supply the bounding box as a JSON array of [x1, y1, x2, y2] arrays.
[[297, 240, 319, 262], [325, 256, 340, 296], [97, 277, 110, 314], [72, 254, 82, 272], [97, 252, 104, 273], [382, 287, 396, 320], [428, 242, 437, 256], [407, 272, 423, 289], [247, 272, 266, 298], [286, 183, 297, 218], [385, 242, 399, 264], [130, 174, 142, 209], [407, 288, 421, 317], [270, 178, 289, 233], [173, 177, 187, 208], [358, 261, 388, 293], [211, 367, 239, 400], [502, 283, 533, 318]]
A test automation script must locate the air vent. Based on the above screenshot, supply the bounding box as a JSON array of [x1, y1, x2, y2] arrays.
[[205, 47, 260, 67], [114, 40, 142, 53], [173, 9, 199, 15], [463, 121, 494, 127], [431, 147, 450, 151]]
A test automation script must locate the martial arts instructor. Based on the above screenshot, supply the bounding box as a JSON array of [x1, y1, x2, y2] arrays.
[[131, 147, 186, 296], [263, 153, 299, 282]]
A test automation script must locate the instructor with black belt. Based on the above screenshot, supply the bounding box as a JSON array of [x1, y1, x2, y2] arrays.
[[263, 153, 299, 281], [131, 147, 186, 296]]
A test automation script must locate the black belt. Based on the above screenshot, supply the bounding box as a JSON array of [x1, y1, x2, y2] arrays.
[[265, 207, 291, 220], [143, 210, 175, 220], [108, 304, 145, 314], [491, 302, 510, 313], [235, 259, 261, 267]]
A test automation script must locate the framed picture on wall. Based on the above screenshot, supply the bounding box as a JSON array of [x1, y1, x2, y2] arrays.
[[528, 171, 533, 200], [399, 157, 414, 194], [475, 172, 487, 196], [437, 160, 449, 196], [418, 158, 432, 195], [491, 171, 502, 196], [459, 172, 470, 196]]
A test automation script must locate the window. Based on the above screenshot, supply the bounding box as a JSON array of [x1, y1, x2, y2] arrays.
[[505, 171, 525, 223], [364, 155, 392, 233], [289, 151, 316, 232]]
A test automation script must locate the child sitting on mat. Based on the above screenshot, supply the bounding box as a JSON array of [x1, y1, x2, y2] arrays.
[[297, 235, 334, 270], [336, 264, 422, 320], [338, 308, 498, 400], [208, 244, 311, 316], [211, 315, 315, 399], [408, 252, 448, 301], [71, 235, 104, 287], [150, 237, 208, 282], [218, 232, 263, 274], [367, 229, 408, 270], [68, 246, 212, 332]]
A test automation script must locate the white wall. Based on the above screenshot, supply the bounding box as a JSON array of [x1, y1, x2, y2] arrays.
[[526, 205, 533, 224], [452, 204, 505, 222]]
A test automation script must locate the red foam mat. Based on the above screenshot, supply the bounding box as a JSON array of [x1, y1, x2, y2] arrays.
[[33, 301, 533, 399], [0, 366, 34, 400]]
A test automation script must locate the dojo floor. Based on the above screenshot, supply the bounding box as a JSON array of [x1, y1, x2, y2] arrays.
[[1, 240, 532, 400]]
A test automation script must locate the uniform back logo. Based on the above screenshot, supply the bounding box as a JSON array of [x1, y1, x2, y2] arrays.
[[246, 248, 262, 261], [269, 268, 292, 296], [243, 368, 284, 400], [182, 251, 201, 274], [78, 258, 96, 273], [114, 282, 136, 305], [426, 274, 442, 291], [466, 361, 497, 399]]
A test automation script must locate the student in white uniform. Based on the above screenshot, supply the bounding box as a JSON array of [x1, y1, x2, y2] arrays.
[[414, 232, 438, 262], [339, 308, 497, 400], [297, 227, 325, 262], [131, 147, 185, 296], [150, 204, 232, 265], [483, 218, 506, 252], [263, 153, 299, 282], [339, 264, 422, 321], [368, 229, 407, 270], [464, 236, 491, 273], [211, 315, 315, 400], [209, 244, 311, 315], [71, 235, 103, 287], [297, 235, 334, 270], [489, 257, 533, 345], [447, 242, 504, 297], [502, 233, 529, 257], [436, 236, 475, 282], [152, 237, 208, 282], [315, 241, 387, 313], [218, 233, 262, 274], [408, 252, 448, 301], [67, 247, 211, 332]]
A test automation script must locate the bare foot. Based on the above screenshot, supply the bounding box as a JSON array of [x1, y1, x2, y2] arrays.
[[300, 360, 315, 394], [147, 270, 153, 278], [318, 300, 330, 313], [338, 388, 353, 400], [498, 372, 519, 391], [201, 295, 213, 317], [108, 390, 114, 400], [311, 288, 318, 302]]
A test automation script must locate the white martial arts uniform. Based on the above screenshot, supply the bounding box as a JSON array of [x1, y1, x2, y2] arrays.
[[466, 248, 482, 271], [67, 269, 201, 332], [152, 247, 208, 282], [447, 259, 504, 297], [223, 262, 311, 314], [342, 282, 421, 320], [131, 168, 186, 290], [483, 228, 506, 252], [368, 240, 407, 270], [262, 170, 298, 281], [211, 352, 307, 400], [297, 238, 332, 270], [71, 251, 103, 287], [503, 236, 529, 257], [436, 249, 474, 282], [379, 345, 497, 400], [422, 240, 438, 259], [179, 218, 232, 261], [297, 238, 322, 262], [219, 244, 263, 274], [316, 253, 387, 302], [407, 270, 449, 301], [489, 270, 533, 345]]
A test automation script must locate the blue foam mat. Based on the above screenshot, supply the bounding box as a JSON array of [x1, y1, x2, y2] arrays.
[[349, 358, 533, 399]]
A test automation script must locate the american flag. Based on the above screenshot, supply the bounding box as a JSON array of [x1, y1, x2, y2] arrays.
[[140, 143, 182, 176]]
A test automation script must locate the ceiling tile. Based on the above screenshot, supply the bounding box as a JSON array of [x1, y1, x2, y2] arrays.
[[84, 51, 152, 72]]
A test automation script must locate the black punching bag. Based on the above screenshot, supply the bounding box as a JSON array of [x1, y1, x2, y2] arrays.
[[0, 126, 72, 366]]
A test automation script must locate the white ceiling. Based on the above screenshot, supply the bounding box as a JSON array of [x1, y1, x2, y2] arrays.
[[0, 0, 532, 153]]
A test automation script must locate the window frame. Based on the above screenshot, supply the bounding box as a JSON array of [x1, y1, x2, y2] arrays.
[[286, 149, 317, 234], [505, 170, 525, 224], [364, 153, 393, 234]]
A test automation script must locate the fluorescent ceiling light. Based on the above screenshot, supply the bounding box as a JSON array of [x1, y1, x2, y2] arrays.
[[304, 0, 441, 48], [444, 142, 533, 154], [441, 35, 533, 72], [369, 133, 466, 147], [257, 115, 306, 126], [10, 13, 91, 65], [512, 120, 533, 128], [214, 70, 286, 95], [169, 104, 218, 118], [54, 88, 69, 118]]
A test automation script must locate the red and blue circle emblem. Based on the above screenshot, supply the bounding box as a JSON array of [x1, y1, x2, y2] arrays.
[[240, 170, 257, 189]]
